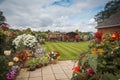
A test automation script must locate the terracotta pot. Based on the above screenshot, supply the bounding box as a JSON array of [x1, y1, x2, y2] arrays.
[[51, 59, 57, 64], [36, 64, 43, 68]]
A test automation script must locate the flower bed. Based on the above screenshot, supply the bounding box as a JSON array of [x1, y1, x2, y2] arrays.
[[71, 32, 120, 80]]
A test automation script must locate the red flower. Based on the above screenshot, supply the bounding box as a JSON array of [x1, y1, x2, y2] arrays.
[[86, 68, 94, 76], [94, 31, 102, 39], [94, 31, 102, 43], [110, 32, 119, 41], [9, 32, 14, 37], [0, 23, 9, 31], [73, 66, 80, 73]]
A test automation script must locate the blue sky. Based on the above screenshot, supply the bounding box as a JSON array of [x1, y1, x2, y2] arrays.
[[0, 0, 109, 32]]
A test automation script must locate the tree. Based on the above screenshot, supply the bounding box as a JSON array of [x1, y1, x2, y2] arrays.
[[24, 28, 33, 34], [40, 32, 48, 39], [0, 11, 5, 25], [95, 0, 120, 23]]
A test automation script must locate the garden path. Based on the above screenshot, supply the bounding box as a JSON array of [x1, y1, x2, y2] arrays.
[[16, 60, 75, 80]]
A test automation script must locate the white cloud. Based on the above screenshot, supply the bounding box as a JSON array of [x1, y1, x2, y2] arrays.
[[0, 0, 108, 32]]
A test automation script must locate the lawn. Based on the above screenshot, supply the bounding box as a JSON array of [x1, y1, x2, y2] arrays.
[[43, 41, 89, 60]]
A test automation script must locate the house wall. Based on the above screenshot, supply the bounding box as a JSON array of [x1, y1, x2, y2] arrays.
[[97, 26, 120, 33]]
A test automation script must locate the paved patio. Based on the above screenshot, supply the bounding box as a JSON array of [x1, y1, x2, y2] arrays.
[[16, 60, 75, 80]]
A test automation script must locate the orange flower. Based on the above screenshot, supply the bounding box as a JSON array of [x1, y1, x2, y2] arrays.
[[23, 50, 27, 53], [16, 50, 27, 62], [91, 48, 97, 54], [97, 49, 104, 55], [55, 50, 60, 56]]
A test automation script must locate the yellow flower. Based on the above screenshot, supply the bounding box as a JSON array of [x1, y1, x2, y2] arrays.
[[13, 57, 19, 62], [97, 49, 104, 55], [8, 62, 14, 66], [4, 50, 11, 56], [91, 48, 97, 54]]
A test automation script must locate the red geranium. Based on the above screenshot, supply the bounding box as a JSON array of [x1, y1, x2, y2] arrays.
[[73, 66, 80, 73]]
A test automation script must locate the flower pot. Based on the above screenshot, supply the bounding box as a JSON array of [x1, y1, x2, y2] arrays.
[[51, 59, 57, 64], [36, 64, 43, 68], [29, 66, 36, 71]]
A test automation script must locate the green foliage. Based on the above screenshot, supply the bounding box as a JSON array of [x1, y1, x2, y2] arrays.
[[0, 31, 7, 54], [0, 56, 10, 80], [88, 54, 98, 73], [95, 0, 120, 23], [89, 72, 118, 80], [28, 54, 49, 67], [41, 56, 49, 65], [81, 54, 98, 73], [40, 32, 48, 39], [27, 58, 38, 67], [24, 28, 33, 34]]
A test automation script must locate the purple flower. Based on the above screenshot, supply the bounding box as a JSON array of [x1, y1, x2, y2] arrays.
[[6, 69, 17, 80]]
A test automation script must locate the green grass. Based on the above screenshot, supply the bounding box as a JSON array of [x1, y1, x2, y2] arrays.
[[42, 41, 89, 60]]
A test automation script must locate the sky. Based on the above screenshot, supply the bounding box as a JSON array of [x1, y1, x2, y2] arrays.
[[0, 0, 109, 32]]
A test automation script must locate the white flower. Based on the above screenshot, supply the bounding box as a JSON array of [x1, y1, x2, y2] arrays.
[[4, 50, 11, 56], [12, 34, 37, 49], [8, 61, 14, 66], [13, 57, 19, 62]]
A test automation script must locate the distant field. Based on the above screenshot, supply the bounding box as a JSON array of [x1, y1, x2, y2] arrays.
[[42, 41, 89, 60]]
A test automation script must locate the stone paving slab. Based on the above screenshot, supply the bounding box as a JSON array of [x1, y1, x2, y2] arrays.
[[16, 60, 75, 80]]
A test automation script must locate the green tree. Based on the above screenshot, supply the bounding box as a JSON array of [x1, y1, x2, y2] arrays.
[[95, 0, 120, 23], [24, 28, 33, 34], [40, 32, 48, 39], [0, 11, 5, 25]]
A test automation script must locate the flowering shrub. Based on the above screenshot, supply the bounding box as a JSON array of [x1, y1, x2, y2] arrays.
[[12, 34, 37, 50], [71, 32, 120, 80]]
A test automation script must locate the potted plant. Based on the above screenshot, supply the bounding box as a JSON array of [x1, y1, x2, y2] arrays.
[[27, 58, 38, 71], [41, 56, 49, 66], [47, 50, 60, 64], [34, 54, 43, 68]]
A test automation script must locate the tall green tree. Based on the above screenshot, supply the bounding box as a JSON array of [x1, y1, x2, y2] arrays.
[[95, 0, 120, 23]]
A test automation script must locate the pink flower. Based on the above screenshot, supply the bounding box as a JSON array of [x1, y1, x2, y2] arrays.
[[86, 68, 94, 75], [9, 32, 14, 37]]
